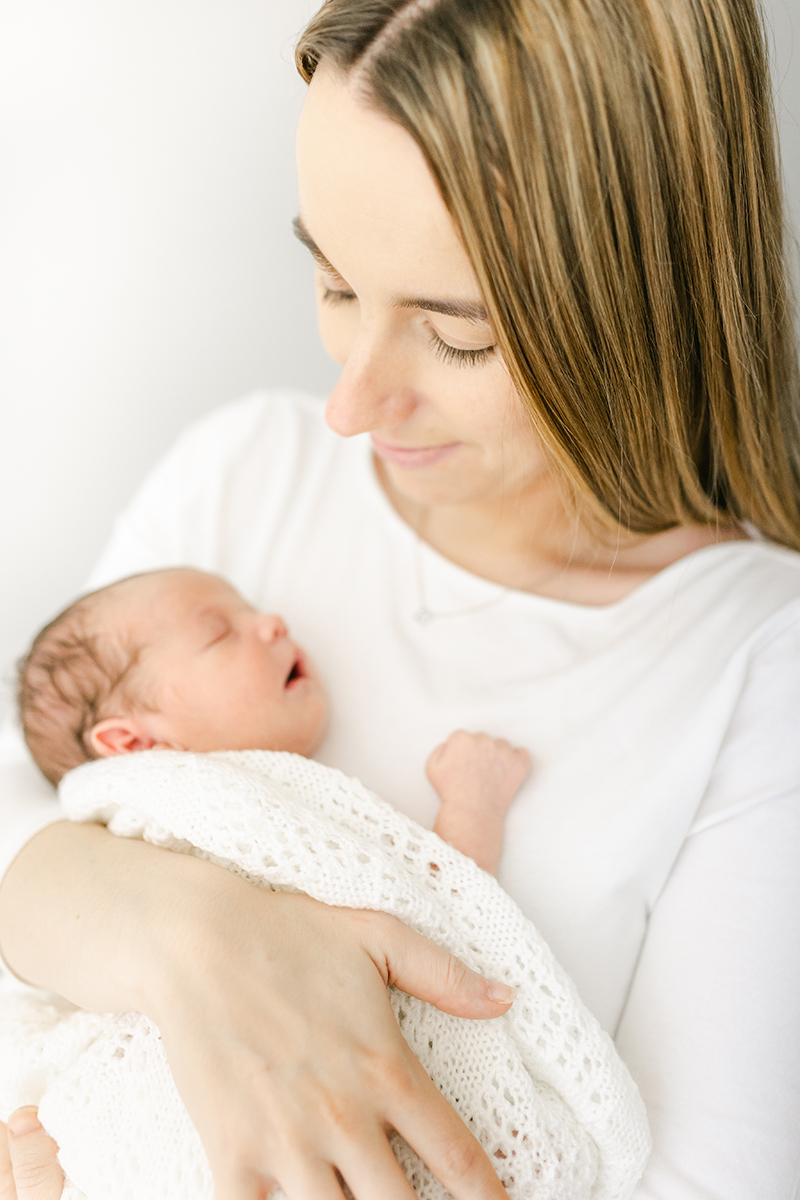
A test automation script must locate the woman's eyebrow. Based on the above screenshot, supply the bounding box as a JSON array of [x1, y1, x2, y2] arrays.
[[293, 216, 350, 286], [292, 216, 489, 325], [393, 295, 489, 324]]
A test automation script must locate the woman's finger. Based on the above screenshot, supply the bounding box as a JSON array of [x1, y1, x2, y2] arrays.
[[214, 1160, 345, 1200], [5, 1109, 63, 1200], [333, 1129, 424, 1200], [360, 913, 516, 1020], [0, 1119, 17, 1200], [388, 1065, 507, 1200], [276, 1160, 356, 1200]]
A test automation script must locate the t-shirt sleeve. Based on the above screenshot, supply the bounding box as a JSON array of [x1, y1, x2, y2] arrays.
[[85, 390, 288, 589], [0, 390, 308, 902], [617, 615, 800, 1199]]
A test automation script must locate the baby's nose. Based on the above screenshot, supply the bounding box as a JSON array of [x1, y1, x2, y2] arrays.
[[255, 613, 288, 643]]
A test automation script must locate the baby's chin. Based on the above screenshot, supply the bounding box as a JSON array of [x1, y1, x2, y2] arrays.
[[302, 714, 329, 759], [228, 706, 329, 759], [277, 708, 329, 759]]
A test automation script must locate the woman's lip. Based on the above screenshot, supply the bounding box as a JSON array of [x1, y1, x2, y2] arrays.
[[370, 436, 461, 468]]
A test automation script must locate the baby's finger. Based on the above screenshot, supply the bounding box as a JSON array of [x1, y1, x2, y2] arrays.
[[5, 1109, 63, 1200]]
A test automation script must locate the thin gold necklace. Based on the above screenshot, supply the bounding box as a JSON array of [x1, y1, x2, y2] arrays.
[[413, 531, 511, 624]]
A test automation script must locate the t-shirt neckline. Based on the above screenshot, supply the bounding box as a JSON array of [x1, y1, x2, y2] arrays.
[[354, 432, 759, 618]]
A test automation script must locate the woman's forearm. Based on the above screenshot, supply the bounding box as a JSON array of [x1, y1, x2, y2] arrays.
[[0, 819, 515, 1199], [0, 819, 216, 1014]]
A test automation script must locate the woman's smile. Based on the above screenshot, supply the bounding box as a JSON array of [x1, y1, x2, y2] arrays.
[[370, 435, 461, 469]]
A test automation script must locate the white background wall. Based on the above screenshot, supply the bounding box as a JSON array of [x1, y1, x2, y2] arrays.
[[1, 0, 798, 714], [0, 0, 337, 712]]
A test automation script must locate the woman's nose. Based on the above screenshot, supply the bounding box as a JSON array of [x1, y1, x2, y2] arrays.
[[325, 335, 418, 437], [254, 614, 288, 643]]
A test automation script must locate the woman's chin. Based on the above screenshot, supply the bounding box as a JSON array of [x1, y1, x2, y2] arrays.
[[378, 455, 494, 511]]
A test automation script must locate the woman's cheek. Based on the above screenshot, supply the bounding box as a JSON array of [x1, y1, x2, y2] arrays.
[[316, 299, 358, 367]]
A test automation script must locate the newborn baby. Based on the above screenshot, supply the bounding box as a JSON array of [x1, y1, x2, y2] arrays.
[[4, 568, 651, 1200], [18, 566, 531, 874]]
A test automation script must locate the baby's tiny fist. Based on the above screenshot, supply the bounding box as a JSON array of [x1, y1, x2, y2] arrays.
[[426, 731, 531, 813]]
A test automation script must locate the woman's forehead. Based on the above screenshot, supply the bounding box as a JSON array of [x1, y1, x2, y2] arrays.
[[296, 63, 480, 301]]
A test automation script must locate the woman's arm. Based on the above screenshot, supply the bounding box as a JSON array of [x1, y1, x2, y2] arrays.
[[617, 620, 800, 1200], [0, 819, 515, 1200], [618, 794, 800, 1200]]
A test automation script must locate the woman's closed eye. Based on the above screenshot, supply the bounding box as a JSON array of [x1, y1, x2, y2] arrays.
[[321, 286, 496, 367], [427, 327, 495, 368]]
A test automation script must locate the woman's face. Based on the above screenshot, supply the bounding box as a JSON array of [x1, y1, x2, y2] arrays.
[[296, 64, 545, 512]]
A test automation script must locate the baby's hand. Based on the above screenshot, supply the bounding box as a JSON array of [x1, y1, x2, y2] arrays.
[[426, 731, 531, 817], [427, 732, 531, 874]]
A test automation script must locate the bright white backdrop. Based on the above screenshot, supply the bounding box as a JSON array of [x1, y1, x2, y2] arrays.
[[0, 0, 798, 713], [0, 0, 336, 711]]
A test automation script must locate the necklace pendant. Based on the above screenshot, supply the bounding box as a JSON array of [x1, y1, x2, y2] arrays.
[[414, 607, 435, 625]]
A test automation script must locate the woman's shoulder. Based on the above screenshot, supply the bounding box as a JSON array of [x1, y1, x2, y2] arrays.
[[123, 387, 356, 533], [684, 547, 800, 833], [85, 390, 358, 592], [627, 538, 800, 651]]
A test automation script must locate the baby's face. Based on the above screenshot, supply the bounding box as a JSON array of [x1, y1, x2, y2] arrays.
[[104, 569, 328, 756]]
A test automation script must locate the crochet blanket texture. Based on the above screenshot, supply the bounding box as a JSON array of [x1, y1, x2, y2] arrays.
[[0, 750, 650, 1200]]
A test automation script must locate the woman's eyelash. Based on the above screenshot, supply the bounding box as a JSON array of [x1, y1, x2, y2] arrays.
[[321, 286, 357, 306], [320, 287, 495, 367], [428, 330, 496, 368]]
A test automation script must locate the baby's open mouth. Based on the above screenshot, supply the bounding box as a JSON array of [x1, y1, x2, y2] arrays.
[[285, 656, 305, 688]]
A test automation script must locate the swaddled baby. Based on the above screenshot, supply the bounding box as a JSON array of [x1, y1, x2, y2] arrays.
[[18, 566, 531, 874], [3, 568, 651, 1200]]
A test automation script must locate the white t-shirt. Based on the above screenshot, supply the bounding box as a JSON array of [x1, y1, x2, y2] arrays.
[[2, 390, 800, 1199]]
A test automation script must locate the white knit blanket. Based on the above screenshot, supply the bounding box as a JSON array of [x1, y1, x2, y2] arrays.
[[0, 750, 650, 1200]]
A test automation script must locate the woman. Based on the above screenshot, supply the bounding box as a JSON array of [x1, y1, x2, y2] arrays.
[[1, 0, 799, 1197]]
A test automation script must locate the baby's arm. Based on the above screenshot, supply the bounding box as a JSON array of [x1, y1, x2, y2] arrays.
[[426, 731, 530, 875]]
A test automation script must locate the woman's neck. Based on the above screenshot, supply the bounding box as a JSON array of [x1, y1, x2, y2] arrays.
[[377, 461, 748, 606]]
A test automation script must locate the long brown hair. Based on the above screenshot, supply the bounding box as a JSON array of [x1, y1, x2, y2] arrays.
[[297, 0, 800, 547]]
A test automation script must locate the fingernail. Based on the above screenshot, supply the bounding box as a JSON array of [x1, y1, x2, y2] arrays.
[[486, 982, 517, 1005], [7, 1108, 42, 1138]]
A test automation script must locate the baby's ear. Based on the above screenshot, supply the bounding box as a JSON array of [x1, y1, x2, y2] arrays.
[[87, 717, 179, 757]]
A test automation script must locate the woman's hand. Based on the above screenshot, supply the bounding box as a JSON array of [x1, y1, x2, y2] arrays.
[[0, 1109, 63, 1200], [152, 884, 515, 1200], [0, 822, 515, 1200]]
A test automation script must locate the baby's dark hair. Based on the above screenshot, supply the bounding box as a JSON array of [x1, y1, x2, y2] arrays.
[[18, 577, 150, 786]]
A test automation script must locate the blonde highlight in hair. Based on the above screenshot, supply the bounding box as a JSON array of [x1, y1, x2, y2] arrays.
[[297, 0, 800, 547]]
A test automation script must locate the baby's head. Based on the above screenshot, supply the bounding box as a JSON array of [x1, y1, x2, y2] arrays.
[[18, 568, 328, 785]]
